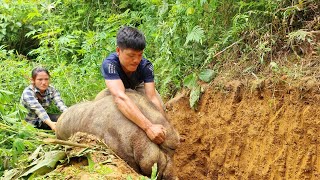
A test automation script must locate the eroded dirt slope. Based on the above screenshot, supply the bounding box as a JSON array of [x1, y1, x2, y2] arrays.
[[167, 78, 320, 179]]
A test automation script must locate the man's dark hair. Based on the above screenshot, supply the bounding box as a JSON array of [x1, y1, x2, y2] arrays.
[[116, 26, 146, 51], [31, 67, 50, 79]]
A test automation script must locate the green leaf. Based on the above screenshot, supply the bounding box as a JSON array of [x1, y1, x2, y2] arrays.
[[199, 69, 216, 82], [186, 7, 195, 15], [288, 30, 309, 42], [126, 176, 133, 180], [20, 151, 66, 177], [183, 73, 198, 89], [200, 0, 208, 6], [270, 61, 278, 68], [87, 154, 95, 172], [28, 145, 43, 162], [2, 168, 21, 180], [119, 1, 129, 9], [0, 89, 14, 95], [158, 3, 168, 16], [185, 25, 205, 46], [190, 86, 201, 109], [151, 163, 158, 180], [25, 28, 41, 38], [3, 116, 18, 124], [13, 138, 25, 154]]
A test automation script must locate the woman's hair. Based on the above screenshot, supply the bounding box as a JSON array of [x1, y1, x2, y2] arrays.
[[116, 26, 146, 51], [31, 67, 50, 80]]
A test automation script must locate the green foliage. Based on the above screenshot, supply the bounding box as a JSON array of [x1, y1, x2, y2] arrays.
[[199, 69, 217, 83], [19, 151, 66, 177], [139, 163, 158, 180], [0, 89, 27, 123], [2, 0, 317, 101], [49, 62, 104, 104], [189, 86, 201, 110], [183, 69, 217, 109], [150, 163, 158, 180], [86, 154, 95, 172], [0, 0, 41, 55], [183, 73, 198, 89], [0, 119, 51, 177], [185, 25, 205, 46], [288, 30, 310, 43]]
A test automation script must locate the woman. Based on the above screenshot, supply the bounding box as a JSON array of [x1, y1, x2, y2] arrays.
[[20, 67, 67, 131]]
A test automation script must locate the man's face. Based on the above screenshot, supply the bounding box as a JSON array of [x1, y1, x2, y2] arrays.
[[117, 47, 143, 73], [32, 72, 50, 93]]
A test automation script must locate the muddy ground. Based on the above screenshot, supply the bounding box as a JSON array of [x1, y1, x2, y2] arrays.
[[167, 77, 320, 179], [45, 132, 142, 179]]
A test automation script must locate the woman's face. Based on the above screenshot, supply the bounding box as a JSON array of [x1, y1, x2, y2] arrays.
[[32, 71, 50, 93]]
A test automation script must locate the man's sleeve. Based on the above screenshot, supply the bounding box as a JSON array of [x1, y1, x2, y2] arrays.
[[143, 62, 154, 83], [22, 90, 50, 122], [101, 60, 121, 80]]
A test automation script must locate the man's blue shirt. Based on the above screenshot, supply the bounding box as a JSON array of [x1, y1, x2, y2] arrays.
[[101, 53, 154, 89]]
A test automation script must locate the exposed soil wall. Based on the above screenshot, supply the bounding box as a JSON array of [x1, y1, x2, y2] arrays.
[[167, 78, 320, 179]]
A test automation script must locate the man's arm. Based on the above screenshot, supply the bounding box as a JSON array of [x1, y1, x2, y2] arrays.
[[144, 82, 165, 115], [105, 79, 166, 144]]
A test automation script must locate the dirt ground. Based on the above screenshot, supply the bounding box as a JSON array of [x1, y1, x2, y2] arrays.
[[46, 132, 143, 179], [166, 77, 320, 179]]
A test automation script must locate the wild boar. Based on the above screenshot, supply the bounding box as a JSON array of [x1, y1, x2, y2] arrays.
[[56, 90, 180, 179]]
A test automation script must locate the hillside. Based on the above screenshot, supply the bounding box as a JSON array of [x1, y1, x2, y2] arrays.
[[165, 31, 320, 179], [168, 78, 319, 179]]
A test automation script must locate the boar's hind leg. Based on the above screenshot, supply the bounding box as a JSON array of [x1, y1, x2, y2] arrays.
[[134, 144, 169, 179], [161, 154, 176, 180]]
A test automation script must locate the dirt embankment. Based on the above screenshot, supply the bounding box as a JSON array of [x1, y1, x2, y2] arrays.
[[167, 78, 320, 179]]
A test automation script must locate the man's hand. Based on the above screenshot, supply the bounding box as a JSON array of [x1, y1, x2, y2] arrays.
[[145, 124, 166, 144], [105, 80, 167, 144]]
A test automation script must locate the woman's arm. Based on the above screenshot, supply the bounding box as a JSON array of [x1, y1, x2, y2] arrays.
[[52, 87, 68, 112]]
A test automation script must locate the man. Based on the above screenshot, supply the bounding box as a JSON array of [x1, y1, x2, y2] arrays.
[[101, 26, 166, 144]]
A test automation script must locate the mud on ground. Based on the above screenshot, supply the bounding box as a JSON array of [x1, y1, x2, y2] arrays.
[[45, 132, 142, 179], [166, 78, 320, 179]]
